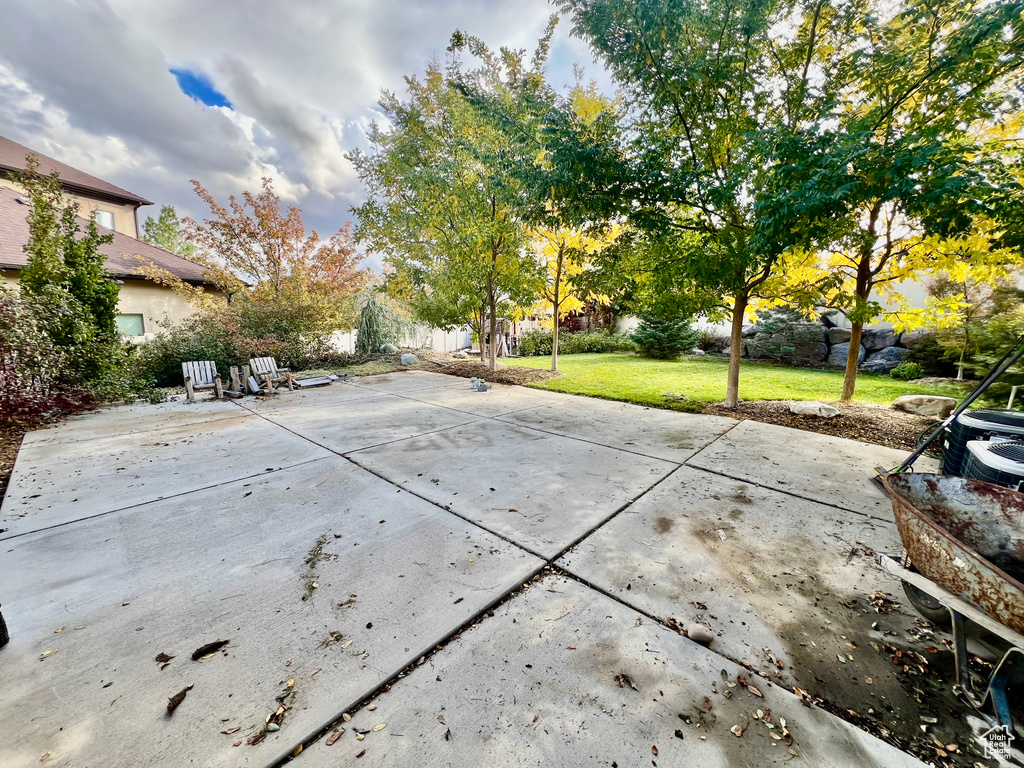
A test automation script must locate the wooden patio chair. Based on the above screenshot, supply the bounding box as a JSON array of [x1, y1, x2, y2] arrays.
[[182, 361, 223, 403], [249, 357, 294, 393]]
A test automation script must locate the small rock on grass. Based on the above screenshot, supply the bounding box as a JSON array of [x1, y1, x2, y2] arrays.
[[686, 623, 715, 645]]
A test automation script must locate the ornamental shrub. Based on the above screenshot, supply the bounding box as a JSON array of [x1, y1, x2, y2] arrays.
[[890, 362, 923, 381], [630, 315, 699, 359]]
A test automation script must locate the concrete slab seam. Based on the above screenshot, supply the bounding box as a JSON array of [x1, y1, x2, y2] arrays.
[[264, 562, 552, 768], [0, 456, 332, 542], [682, 460, 895, 524]]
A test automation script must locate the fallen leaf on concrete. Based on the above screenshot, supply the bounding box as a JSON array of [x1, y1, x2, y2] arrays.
[[221, 727, 240, 735], [166, 685, 193, 715], [356, 749, 366, 758], [154, 653, 174, 663], [372, 724, 386, 732], [293, 744, 303, 756], [731, 725, 744, 737], [311, 669, 321, 677], [444, 728, 451, 741], [40, 752, 51, 762], [615, 673, 637, 690], [232, 741, 242, 747], [326, 730, 344, 746], [342, 713, 352, 722], [438, 715, 446, 725], [191, 640, 229, 660], [53, 627, 64, 634], [747, 684, 763, 698], [651, 745, 658, 756], [39, 650, 58, 661], [367, 704, 377, 711]]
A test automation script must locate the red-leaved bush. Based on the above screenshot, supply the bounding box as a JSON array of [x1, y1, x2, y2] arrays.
[[0, 287, 95, 424]]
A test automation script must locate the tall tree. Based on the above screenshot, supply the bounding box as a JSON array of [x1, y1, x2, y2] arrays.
[[349, 32, 554, 370], [531, 223, 618, 371], [17, 157, 121, 385], [756, 0, 1024, 399], [142, 205, 195, 258], [556, 0, 839, 407]]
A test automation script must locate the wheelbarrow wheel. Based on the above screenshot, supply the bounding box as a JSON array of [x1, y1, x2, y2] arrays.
[[902, 580, 952, 630]]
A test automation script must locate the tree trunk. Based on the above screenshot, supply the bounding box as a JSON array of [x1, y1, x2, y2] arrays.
[[724, 292, 748, 409], [551, 245, 563, 373], [841, 321, 863, 401], [475, 307, 486, 360], [487, 287, 498, 372]]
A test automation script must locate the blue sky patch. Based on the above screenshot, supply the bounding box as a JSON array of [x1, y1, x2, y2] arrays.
[[170, 68, 232, 109]]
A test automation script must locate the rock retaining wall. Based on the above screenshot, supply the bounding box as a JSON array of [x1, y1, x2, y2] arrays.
[[740, 313, 923, 374]]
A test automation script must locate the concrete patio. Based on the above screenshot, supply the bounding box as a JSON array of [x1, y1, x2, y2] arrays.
[[0, 371, 963, 767]]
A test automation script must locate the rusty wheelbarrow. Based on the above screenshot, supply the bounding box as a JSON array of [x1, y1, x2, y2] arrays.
[[878, 472, 1024, 730]]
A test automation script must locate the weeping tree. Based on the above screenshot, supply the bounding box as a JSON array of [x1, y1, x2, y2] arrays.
[[355, 291, 412, 354]]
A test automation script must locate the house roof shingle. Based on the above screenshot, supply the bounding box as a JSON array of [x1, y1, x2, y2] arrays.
[[0, 135, 152, 206], [0, 186, 212, 285]]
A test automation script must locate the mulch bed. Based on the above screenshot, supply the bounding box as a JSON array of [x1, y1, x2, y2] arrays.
[[703, 400, 934, 451], [411, 355, 562, 386], [0, 424, 26, 509]]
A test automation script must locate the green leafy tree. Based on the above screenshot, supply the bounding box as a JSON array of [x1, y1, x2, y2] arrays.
[[755, 0, 1024, 400], [555, 0, 839, 407], [142, 205, 195, 257], [349, 33, 552, 370], [17, 157, 122, 386]]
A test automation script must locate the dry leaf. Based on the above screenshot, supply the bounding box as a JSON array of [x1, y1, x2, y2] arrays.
[[372, 724, 386, 732], [311, 668, 321, 677], [730, 725, 744, 737], [166, 684, 193, 715], [356, 749, 366, 758], [367, 704, 378, 711], [221, 727, 240, 735], [53, 627, 64, 634], [342, 713, 352, 722], [326, 730, 344, 746], [438, 715, 446, 725], [444, 728, 451, 741], [747, 684, 763, 698], [191, 640, 229, 660], [293, 744, 303, 757], [769, 731, 783, 740], [652, 745, 659, 756], [154, 653, 174, 663], [40, 752, 51, 762], [232, 741, 242, 747], [567, 645, 577, 650], [341, 639, 354, 649], [39, 650, 58, 661]]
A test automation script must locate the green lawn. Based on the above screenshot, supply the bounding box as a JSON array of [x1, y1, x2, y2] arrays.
[[504, 353, 967, 408]]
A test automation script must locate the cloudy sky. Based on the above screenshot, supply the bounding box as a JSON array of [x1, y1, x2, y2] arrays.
[[0, 0, 610, 269]]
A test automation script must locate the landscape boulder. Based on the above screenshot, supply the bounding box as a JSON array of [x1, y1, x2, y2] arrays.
[[899, 329, 931, 349], [688, 348, 706, 356], [741, 324, 761, 337], [400, 353, 419, 366], [452, 350, 468, 359], [380, 343, 399, 354], [861, 328, 900, 351], [828, 327, 852, 344], [828, 342, 865, 367], [789, 401, 841, 418], [893, 394, 957, 418], [860, 345, 910, 374]]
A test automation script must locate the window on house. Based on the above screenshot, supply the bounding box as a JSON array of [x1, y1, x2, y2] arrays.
[[115, 313, 145, 337], [94, 210, 115, 230]]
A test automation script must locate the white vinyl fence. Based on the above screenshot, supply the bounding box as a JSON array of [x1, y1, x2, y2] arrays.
[[329, 325, 474, 354]]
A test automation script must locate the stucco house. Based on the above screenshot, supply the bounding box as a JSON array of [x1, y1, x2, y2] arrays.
[[0, 135, 221, 338]]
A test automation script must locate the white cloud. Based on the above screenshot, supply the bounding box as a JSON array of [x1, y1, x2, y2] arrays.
[[0, 0, 612, 261]]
